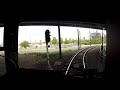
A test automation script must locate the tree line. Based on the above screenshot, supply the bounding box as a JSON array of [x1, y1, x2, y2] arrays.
[[20, 37, 106, 48], [51, 37, 106, 45]]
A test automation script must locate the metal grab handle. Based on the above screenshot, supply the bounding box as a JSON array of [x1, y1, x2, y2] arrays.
[[0, 54, 19, 70]]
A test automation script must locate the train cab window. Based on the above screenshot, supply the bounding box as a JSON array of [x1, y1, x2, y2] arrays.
[[0, 27, 4, 47], [0, 27, 6, 77], [18, 22, 106, 78], [18, 26, 59, 70], [60, 26, 106, 77]]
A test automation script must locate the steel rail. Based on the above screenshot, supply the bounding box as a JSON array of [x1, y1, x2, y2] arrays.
[[82, 47, 93, 68], [65, 47, 92, 75]]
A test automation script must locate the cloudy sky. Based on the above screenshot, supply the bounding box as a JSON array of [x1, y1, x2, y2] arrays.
[[18, 26, 106, 44], [0, 26, 106, 45]]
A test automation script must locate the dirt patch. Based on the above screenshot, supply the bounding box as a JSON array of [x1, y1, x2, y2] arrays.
[[0, 50, 79, 77], [18, 50, 78, 71], [0, 57, 6, 77], [52, 51, 79, 71]]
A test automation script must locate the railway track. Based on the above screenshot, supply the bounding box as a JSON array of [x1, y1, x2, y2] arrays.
[[63, 46, 104, 78]]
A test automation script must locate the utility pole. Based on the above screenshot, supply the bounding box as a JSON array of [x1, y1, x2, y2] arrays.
[[79, 30, 81, 48], [77, 29, 80, 49], [89, 31, 91, 46]]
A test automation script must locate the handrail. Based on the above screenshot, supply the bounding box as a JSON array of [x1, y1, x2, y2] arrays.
[[0, 54, 19, 69], [99, 46, 106, 57]]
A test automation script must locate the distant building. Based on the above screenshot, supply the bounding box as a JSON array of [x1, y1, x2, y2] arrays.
[[30, 42, 46, 47], [91, 30, 101, 39]]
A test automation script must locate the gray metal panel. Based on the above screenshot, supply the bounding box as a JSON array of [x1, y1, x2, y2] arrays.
[[19, 21, 105, 30]]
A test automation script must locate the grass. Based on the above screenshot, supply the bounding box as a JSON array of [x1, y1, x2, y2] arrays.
[[18, 49, 78, 61]]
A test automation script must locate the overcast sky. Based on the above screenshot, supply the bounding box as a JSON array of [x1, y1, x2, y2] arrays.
[[0, 26, 106, 45], [18, 26, 106, 44]]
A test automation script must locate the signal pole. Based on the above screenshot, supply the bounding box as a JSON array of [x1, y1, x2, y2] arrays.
[[45, 29, 52, 70]]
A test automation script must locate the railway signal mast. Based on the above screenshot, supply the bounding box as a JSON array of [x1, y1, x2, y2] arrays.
[[77, 29, 81, 49], [89, 31, 91, 46], [45, 29, 52, 70]]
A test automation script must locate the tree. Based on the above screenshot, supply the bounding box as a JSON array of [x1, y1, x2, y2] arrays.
[[64, 38, 69, 44], [71, 39, 75, 45], [51, 37, 58, 45], [20, 41, 30, 48], [91, 38, 101, 44], [68, 38, 72, 44], [81, 40, 90, 45]]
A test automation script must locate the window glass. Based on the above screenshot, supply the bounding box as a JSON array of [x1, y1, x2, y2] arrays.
[[18, 26, 59, 70], [0, 27, 4, 47]]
